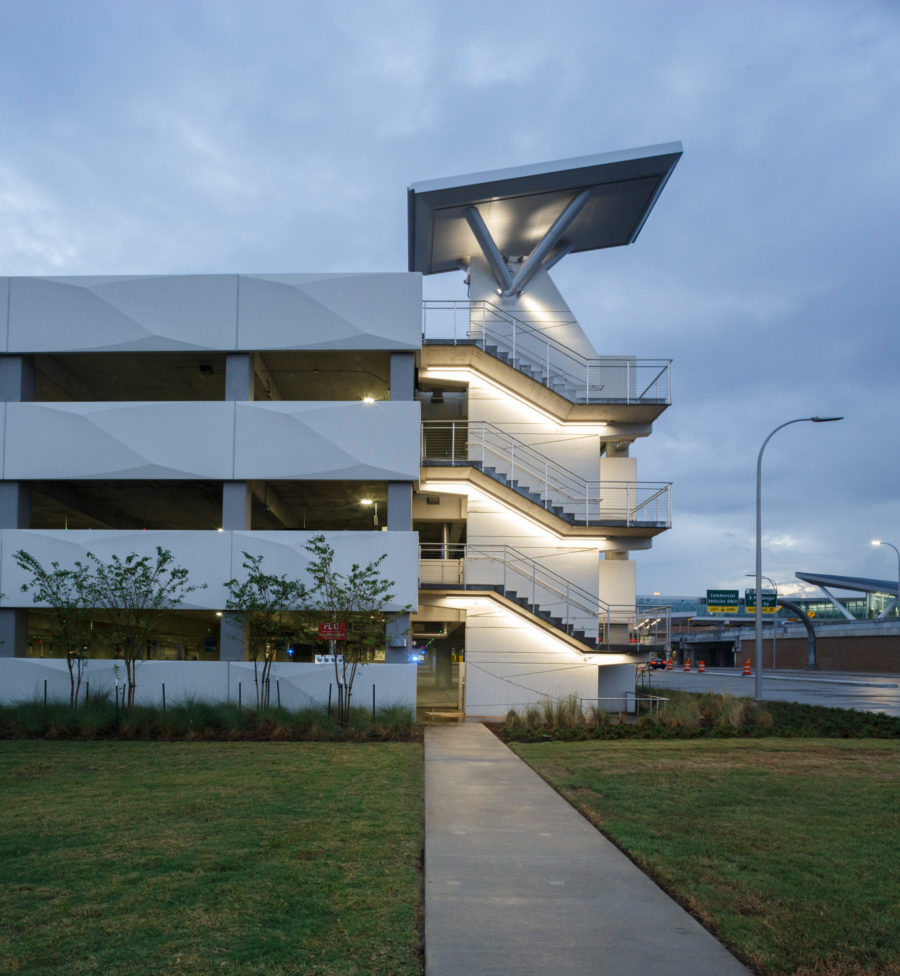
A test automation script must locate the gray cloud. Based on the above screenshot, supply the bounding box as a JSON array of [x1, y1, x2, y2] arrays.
[[0, 0, 897, 596]]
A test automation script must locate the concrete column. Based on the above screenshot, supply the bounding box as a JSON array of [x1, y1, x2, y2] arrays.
[[387, 482, 412, 530], [222, 483, 251, 530], [606, 440, 630, 457], [385, 613, 410, 664], [221, 355, 254, 659], [434, 646, 453, 690], [225, 354, 254, 401], [0, 357, 34, 657], [0, 355, 35, 402], [389, 352, 415, 401], [219, 613, 248, 663]]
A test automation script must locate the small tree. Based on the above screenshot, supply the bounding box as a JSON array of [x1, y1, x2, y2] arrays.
[[13, 550, 94, 707], [224, 553, 307, 708], [303, 534, 402, 724], [87, 547, 204, 709]]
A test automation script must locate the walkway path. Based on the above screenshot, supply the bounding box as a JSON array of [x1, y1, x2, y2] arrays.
[[425, 722, 750, 976]]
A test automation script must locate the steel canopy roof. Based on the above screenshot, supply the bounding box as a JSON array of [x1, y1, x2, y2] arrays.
[[407, 143, 683, 275], [795, 572, 899, 595]]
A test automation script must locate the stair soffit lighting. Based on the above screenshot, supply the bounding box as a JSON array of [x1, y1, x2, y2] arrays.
[[418, 478, 609, 546], [420, 366, 610, 428]]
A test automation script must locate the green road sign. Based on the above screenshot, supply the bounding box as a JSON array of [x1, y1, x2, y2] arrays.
[[745, 588, 778, 614], [707, 589, 739, 613]]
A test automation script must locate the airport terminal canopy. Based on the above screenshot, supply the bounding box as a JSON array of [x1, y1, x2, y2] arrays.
[[407, 142, 682, 291], [796, 572, 899, 596]]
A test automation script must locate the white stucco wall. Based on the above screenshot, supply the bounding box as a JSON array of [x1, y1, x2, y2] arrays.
[[0, 658, 417, 709], [462, 600, 600, 717]]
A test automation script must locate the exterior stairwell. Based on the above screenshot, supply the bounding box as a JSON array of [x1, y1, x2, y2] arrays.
[[422, 300, 671, 406], [421, 420, 671, 529], [418, 544, 663, 653]]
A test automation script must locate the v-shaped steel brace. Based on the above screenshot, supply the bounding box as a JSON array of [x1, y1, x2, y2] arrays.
[[464, 188, 593, 297]]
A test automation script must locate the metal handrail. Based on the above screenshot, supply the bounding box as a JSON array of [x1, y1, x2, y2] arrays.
[[422, 300, 671, 404], [420, 420, 671, 526]]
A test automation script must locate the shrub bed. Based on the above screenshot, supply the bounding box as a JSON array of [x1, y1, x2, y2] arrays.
[[0, 693, 419, 741], [496, 691, 900, 741]]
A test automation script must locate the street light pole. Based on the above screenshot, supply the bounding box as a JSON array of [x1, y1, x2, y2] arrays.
[[755, 416, 842, 701], [871, 540, 900, 619]]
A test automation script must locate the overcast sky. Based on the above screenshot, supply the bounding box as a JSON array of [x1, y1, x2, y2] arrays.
[[1, 0, 897, 598]]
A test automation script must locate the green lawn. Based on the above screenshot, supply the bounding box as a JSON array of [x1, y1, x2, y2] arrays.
[[511, 738, 900, 976], [0, 741, 423, 976]]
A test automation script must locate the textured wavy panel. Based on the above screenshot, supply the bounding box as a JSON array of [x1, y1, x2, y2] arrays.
[[4, 402, 234, 479], [229, 530, 419, 610], [0, 529, 231, 609], [7, 276, 237, 353], [237, 273, 421, 350], [234, 401, 420, 480], [0, 529, 419, 611]]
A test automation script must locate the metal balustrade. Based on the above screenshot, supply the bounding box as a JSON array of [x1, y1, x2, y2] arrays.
[[420, 420, 671, 526], [418, 543, 671, 651], [422, 300, 671, 404]]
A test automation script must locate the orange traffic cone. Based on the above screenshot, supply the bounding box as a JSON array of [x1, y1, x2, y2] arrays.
[[666, 658, 673, 671], [742, 659, 751, 675], [698, 660, 705, 673], [683, 659, 691, 672]]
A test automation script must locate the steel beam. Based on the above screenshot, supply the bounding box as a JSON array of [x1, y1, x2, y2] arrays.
[[464, 206, 513, 293], [503, 189, 592, 296]]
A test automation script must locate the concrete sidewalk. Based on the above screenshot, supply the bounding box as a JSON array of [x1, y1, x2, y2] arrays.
[[425, 723, 750, 976]]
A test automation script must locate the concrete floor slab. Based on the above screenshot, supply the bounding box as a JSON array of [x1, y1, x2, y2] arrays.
[[425, 722, 751, 976]]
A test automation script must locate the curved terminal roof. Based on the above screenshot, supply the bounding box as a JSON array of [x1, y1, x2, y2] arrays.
[[407, 143, 682, 275], [795, 572, 898, 595]]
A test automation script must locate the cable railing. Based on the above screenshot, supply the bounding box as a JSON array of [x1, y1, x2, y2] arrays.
[[420, 420, 671, 526], [422, 300, 671, 404], [418, 544, 671, 650]]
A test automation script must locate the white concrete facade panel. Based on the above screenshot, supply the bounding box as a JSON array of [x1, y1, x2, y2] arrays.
[[7, 276, 238, 352], [3, 401, 420, 481], [3, 273, 422, 353], [0, 529, 419, 611], [237, 273, 422, 350], [4, 401, 233, 479], [233, 401, 420, 480]]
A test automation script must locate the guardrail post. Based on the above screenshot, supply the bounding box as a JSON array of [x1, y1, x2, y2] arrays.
[[545, 343, 550, 386]]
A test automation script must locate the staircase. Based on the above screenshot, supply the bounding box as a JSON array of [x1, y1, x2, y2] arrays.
[[421, 420, 671, 527], [422, 300, 671, 405], [418, 544, 668, 653]]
